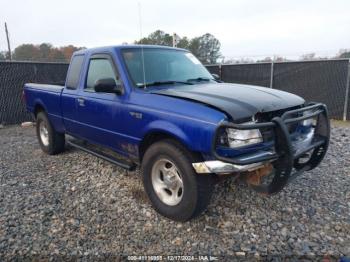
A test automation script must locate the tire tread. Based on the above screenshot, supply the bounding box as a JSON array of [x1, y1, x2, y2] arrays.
[[141, 139, 215, 221], [36, 111, 65, 155]]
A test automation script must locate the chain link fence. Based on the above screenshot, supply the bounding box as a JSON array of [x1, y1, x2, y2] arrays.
[[272, 60, 349, 120], [207, 59, 350, 120], [0, 59, 349, 125], [0, 61, 69, 125]]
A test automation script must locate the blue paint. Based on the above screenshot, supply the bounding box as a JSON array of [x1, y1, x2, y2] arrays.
[[24, 45, 307, 161]]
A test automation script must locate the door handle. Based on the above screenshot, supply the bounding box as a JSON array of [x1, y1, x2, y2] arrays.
[[77, 97, 85, 106]]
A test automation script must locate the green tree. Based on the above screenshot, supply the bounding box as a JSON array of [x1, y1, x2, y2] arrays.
[[0, 51, 5, 60], [136, 30, 173, 46], [177, 36, 190, 49], [13, 44, 41, 61], [189, 33, 221, 64], [39, 43, 53, 60], [188, 37, 200, 55], [60, 45, 84, 61], [12, 43, 84, 62], [48, 48, 66, 61], [135, 30, 221, 64], [339, 51, 350, 58]]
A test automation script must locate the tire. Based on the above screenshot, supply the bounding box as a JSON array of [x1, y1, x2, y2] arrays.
[[36, 111, 65, 155], [141, 139, 215, 221]]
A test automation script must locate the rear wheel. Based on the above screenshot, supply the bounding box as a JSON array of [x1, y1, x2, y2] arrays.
[[141, 139, 215, 221], [36, 111, 65, 155]]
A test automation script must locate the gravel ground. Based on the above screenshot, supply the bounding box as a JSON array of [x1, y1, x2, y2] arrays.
[[0, 123, 349, 260]]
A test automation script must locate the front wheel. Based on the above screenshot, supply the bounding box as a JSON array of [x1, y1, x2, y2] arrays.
[[36, 111, 65, 155], [141, 139, 215, 221]]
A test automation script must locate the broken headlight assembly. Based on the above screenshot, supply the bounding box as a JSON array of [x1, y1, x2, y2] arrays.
[[218, 124, 263, 149]]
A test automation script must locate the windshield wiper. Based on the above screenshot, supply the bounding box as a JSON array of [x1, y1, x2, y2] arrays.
[[186, 77, 213, 82], [138, 80, 193, 88]]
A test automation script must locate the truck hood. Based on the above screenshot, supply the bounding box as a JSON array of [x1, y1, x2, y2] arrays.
[[151, 83, 305, 121]]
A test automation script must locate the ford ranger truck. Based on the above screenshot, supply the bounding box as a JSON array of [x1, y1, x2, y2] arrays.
[[24, 45, 330, 221]]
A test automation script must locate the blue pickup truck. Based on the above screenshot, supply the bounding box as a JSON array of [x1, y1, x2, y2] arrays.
[[24, 45, 330, 221]]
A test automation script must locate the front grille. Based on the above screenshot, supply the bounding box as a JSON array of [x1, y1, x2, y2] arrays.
[[256, 106, 302, 142], [255, 105, 301, 122], [260, 127, 275, 142]]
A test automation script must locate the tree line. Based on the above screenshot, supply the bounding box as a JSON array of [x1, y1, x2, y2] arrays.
[[1, 29, 349, 64], [0, 43, 85, 62], [135, 30, 221, 64], [0, 30, 222, 64]]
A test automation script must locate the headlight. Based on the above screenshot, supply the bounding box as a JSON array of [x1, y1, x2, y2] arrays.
[[226, 127, 263, 148], [302, 118, 313, 126], [301, 110, 316, 127]]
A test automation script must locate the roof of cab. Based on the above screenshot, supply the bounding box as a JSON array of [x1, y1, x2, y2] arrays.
[[73, 44, 188, 56]]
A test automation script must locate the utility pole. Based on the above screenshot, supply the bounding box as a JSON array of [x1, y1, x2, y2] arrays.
[[173, 33, 179, 47], [5, 22, 12, 61]]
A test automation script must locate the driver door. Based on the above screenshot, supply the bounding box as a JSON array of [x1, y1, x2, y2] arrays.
[[76, 53, 126, 153]]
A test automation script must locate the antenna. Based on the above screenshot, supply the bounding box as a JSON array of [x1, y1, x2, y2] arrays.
[[138, 2, 147, 89]]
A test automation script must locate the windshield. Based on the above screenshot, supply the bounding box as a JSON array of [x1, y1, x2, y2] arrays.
[[121, 48, 213, 87]]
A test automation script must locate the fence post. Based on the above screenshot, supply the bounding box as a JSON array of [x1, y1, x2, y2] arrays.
[[269, 61, 274, 88], [343, 59, 350, 121]]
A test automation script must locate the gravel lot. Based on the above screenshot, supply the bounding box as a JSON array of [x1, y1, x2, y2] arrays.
[[0, 123, 349, 260]]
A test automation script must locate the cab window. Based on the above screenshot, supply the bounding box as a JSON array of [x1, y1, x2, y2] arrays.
[[85, 58, 120, 91], [66, 55, 84, 89]]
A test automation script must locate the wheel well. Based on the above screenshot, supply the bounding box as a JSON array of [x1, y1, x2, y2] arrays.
[[34, 104, 45, 118], [138, 131, 201, 162]]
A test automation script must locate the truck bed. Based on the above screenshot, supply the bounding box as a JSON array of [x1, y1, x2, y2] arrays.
[[25, 83, 64, 93], [24, 83, 64, 131]]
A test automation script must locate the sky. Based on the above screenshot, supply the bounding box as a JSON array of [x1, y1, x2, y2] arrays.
[[1, 0, 349, 60]]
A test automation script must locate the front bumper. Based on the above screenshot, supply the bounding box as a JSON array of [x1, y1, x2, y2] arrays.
[[193, 160, 266, 174], [194, 103, 330, 195]]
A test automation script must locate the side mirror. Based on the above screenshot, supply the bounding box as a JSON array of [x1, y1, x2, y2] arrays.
[[211, 73, 220, 80], [94, 78, 122, 94]]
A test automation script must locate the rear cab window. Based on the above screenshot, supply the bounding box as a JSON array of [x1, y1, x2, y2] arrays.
[[66, 55, 84, 89]]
